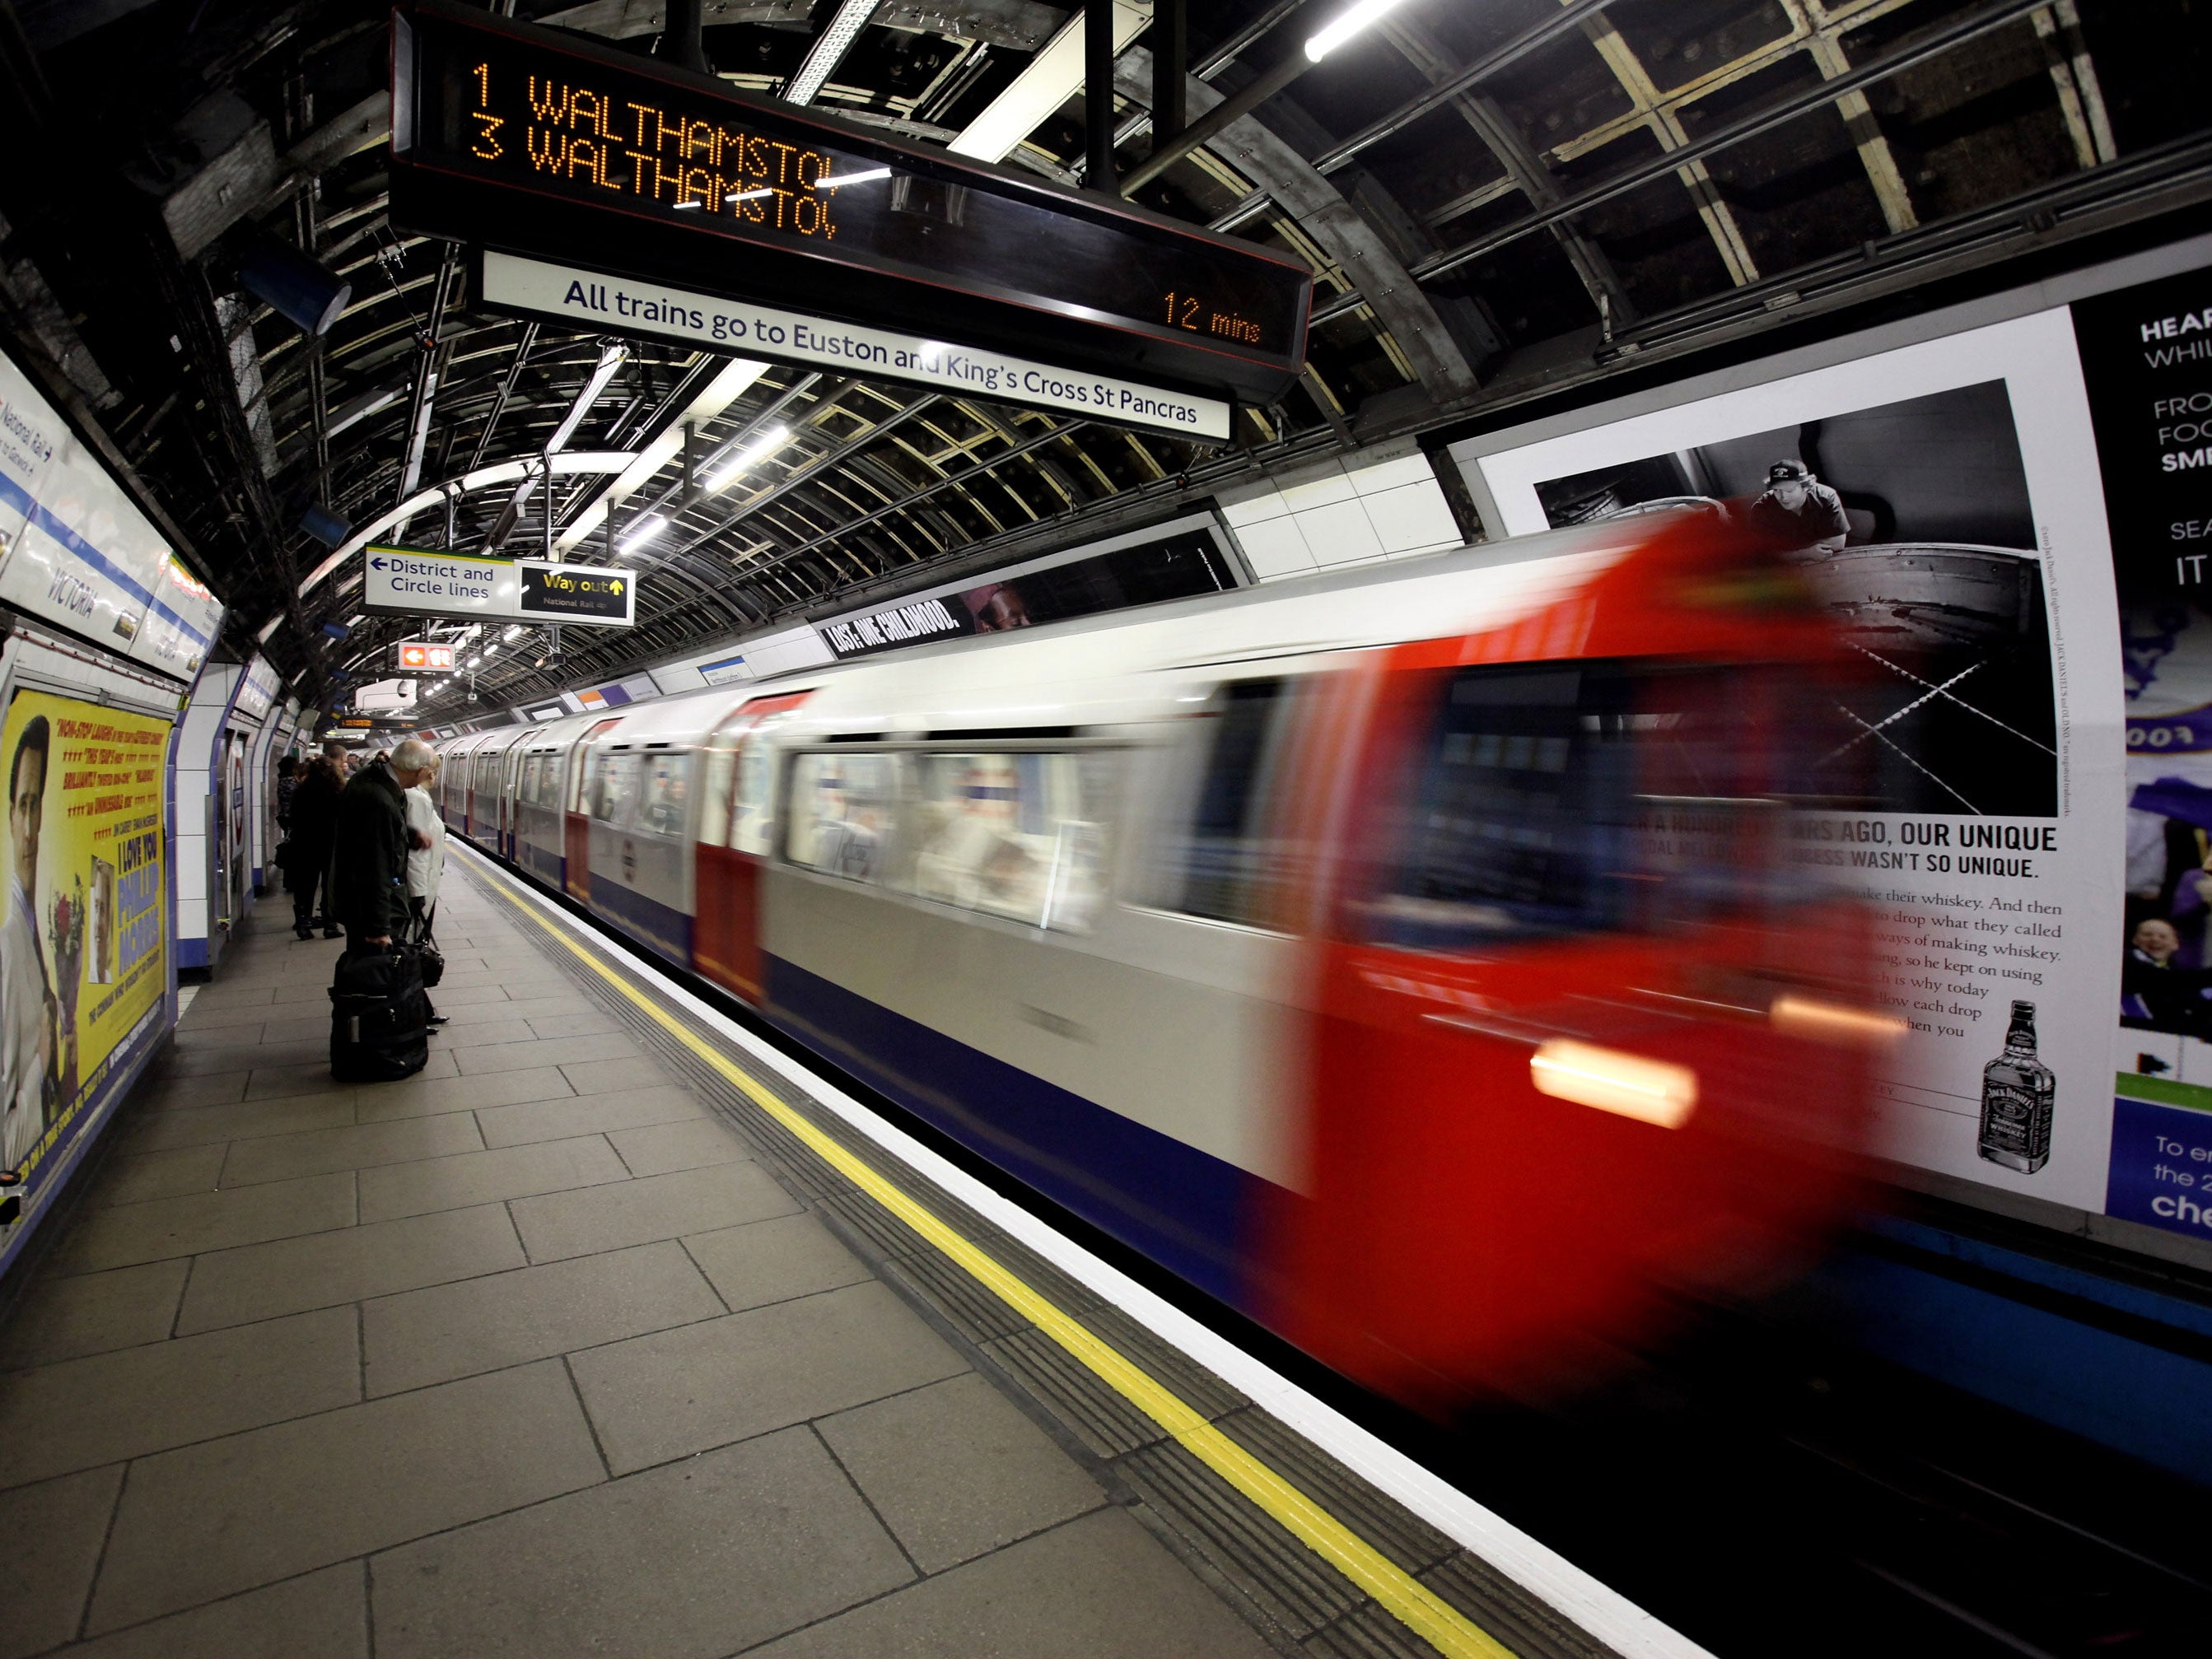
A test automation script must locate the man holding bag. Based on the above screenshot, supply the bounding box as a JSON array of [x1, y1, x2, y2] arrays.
[[331, 741, 435, 954]]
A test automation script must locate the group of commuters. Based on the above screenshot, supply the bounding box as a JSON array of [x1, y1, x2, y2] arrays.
[[276, 739, 446, 1018]]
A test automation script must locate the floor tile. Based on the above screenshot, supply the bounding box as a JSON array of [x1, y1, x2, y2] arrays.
[[369, 1426, 909, 1659], [95, 1144, 226, 1206], [86, 1362, 603, 1633], [129, 1071, 250, 1112], [511, 1161, 796, 1261], [245, 1050, 457, 1102], [60, 1563, 366, 1659], [177, 986, 277, 1014], [54, 1173, 355, 1274], [0, 1307, 358, 1489], [747, 1508, 1276, 1657], [568, 1281, 968, 1475], [417, 981, 526, 1008], [362, 1241, 723, 1396], [488, 995, 600, 1023], [476, 1085, 704, 1149], [170, 1014, 266, 1047], [217, 1114, 484, 1188], [604, 1116, 749, 1178], [819, 1373, 1107, 1572], [1, 1261, 189, 1368], [681, 1214, 873, 1312], [357, 1134, 628, 1223], [0, 1466, 124, 1659], [126, 1095, 354, 1154], [175, 1203, 525, 1333], [426, 1018, 535, 1049], [453, 1032, 646, 1076], [525, 1009, 623, 1039], [558, 1057, 681, 1097], [351, 1065, 573, 1124], [164, 1037, 328, 1077]]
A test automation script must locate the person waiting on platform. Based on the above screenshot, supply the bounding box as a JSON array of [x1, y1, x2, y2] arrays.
[[404, 754, 448, 1028], [287, 743, 347, 940], [330, 740, 434, 957]]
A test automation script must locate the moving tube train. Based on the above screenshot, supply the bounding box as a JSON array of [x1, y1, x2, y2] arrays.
[[435, 514, 1888, 1405]]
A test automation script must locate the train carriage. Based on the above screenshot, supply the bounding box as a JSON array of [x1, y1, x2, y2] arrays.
[[434, 514, 1885, 1400]]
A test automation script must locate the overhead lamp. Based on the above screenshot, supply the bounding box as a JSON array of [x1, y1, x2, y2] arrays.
[[544, 344, 629, 455], [784, 0, 880, 107], [1305, 0, 1416, 61], [620, 512, 670, 554], [816, 166, 892, 189], [703, 423, 791, 492], [727, 187, 774, 204], [468, 655, 483, 668], [503, 625, 526, 641]]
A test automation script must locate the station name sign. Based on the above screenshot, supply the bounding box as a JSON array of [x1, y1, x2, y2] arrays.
[[481, 254, 1230, 442], [389, 1, 1309, 411], [361, 544, 637, 628]]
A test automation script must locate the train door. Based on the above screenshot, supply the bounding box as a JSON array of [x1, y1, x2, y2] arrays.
[[564, 720, 618, 901], [693, 692, 808, 1000]]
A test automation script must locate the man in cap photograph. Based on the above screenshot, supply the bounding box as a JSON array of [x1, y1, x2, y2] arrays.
[[1745, 459, 1850, 553]]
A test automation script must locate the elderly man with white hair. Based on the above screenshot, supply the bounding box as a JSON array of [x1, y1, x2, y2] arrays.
[[331, 738, 437, 958]]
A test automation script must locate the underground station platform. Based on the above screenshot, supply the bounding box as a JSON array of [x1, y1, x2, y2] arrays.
[[0, 850, 1649, 1659]]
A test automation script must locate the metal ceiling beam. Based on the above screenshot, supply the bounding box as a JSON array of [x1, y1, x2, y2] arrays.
[[1405, 0, 2058, 289]]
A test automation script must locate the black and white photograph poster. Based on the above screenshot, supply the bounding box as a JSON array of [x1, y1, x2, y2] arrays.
[[1461, 307, 2127, 1219]]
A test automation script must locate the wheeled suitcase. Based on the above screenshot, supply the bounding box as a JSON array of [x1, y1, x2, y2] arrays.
[[329, 944, 430, 1082]]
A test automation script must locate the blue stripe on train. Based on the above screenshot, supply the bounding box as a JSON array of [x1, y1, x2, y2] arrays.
[[586, 875, 693, 967], [762, 952, 1258, 1308]]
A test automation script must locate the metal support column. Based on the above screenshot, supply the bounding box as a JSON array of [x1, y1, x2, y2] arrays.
[[1086, 2, 1118, 197], [1150, 0, 1186, 156]]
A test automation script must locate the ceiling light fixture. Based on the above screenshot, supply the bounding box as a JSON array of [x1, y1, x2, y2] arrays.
[[702, 423, 792, 492], [815, 166, 892, 189], [783, 0, 880, 107], [1305, 0, 1416, 61], [726, 188, 775, 203], [619, 512, 669, 554], [502, 625, 526, 641]]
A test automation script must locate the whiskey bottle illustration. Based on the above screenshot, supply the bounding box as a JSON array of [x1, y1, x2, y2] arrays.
[[1978, 1000, 2055, 1172]]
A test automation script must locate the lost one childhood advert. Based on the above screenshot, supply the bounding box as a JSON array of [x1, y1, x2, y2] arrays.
[[1466, 255, 2212, 1251]]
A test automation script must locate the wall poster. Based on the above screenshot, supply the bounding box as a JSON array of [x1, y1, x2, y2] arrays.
[[0, 687, 171, 1269], [1464, 307, 2136, 1224]]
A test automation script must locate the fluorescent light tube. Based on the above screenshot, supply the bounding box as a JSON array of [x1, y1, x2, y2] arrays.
[[1305, 0, 1415, 62]]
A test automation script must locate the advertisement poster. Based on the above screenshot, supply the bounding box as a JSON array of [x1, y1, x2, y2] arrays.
[[0, 689, 170, 1265], [1466, 309, 2128, 1217], [818, 528, 1238, 661], [2075, 264, 2212, 1244]]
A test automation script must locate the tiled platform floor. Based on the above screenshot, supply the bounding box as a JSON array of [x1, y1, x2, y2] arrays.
[[0, 868, 1274, 1658]]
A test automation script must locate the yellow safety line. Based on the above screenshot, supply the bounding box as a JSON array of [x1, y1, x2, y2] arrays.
[[474, 864, 1516, 1659]]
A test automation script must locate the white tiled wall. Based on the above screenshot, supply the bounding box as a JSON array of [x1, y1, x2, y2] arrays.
[[1218, 442, 1466, 583]]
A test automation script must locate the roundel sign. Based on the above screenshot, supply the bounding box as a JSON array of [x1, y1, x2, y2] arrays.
[[395, 641, 456, 672]]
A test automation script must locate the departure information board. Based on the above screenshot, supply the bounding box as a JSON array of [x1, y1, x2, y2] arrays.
[[389, 2, 1310, 408]]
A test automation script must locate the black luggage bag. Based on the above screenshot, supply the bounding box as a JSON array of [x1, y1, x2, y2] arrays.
[[329, 944, 430, 1082]]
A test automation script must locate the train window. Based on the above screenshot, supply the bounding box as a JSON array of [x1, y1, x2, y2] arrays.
[[731, 739, 777, 856], [1156, 678, 1292, 928], [786, 752, 898, 883], [698, 731, 741, 850], [1369, 663, 1804, 950], [638, 753, 693, 837], [908, 751, 1114, 931], [591, 752, 643, 828]]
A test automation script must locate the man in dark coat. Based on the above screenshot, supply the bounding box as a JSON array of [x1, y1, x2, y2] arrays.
[[330, 741, 436, 955], [287, 743, 347, 939]]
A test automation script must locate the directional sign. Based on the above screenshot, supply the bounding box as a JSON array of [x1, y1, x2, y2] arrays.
[[394, 640, 457, 672], [361, 544, 636, 628], [520, 562, 634, 626]]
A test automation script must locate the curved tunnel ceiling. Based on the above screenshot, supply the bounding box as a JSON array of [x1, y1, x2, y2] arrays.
[[0, 0, 2202, 714]]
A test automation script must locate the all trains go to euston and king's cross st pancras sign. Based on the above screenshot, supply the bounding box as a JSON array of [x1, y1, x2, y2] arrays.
[[362, 545, 638, 627], [386, 2, 1311, 436]]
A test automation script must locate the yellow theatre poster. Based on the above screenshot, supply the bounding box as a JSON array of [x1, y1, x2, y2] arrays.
[[0, 688, 170, 1233]]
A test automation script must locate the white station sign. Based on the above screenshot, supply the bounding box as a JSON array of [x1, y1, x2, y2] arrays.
[[361, 545, 637, 627], [478, 250, 1234, 444]]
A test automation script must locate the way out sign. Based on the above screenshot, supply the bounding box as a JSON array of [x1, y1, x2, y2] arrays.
[[361, 545, 637, 628]]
